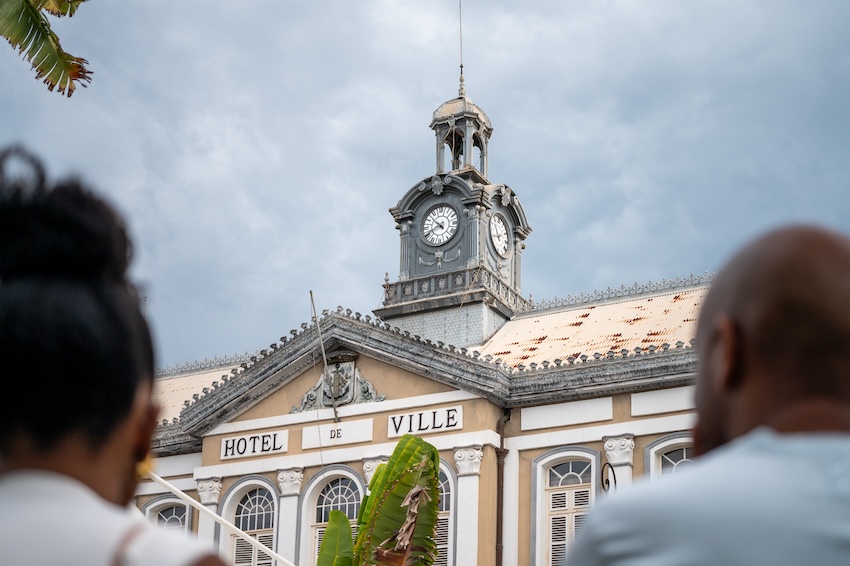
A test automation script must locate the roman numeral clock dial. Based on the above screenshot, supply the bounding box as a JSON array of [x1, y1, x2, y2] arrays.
[[422, 205, 459, 246], [490, 214, 510, 257]]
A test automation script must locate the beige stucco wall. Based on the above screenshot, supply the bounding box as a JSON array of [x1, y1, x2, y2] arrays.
[[234, 357, 457, 423]]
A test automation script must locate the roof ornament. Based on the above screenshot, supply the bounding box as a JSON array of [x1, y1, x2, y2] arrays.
[[458, 0, 466, 98]]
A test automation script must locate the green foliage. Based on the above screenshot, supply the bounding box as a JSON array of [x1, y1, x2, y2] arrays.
[[0, 0, 91, 96], [316, 510, 354, 566], [317, 434, 441, 566], [355, 434, 440, 566]]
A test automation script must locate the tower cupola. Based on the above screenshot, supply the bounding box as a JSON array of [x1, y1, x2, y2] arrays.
[[431, 75, 492, 179]]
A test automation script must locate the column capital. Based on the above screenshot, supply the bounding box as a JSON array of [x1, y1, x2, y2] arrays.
[[277, 468, 304, 496], [362, 456, 389, 486], [603, 434, 635, 467], [196, 477, 222, 506], [454, 445, 484, 476]]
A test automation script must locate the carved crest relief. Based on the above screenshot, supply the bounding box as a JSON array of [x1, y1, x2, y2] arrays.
[[290, 361, 386, 414]]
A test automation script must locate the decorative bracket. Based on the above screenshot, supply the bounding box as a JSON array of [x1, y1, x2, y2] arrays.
[[277, 468, 304, 496], [196, 477, 222, 506]]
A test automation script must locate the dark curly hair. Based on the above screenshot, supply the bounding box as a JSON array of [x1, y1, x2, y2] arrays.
[[0, 146, 155, 452]]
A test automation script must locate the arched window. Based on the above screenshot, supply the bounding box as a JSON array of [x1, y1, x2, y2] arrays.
[[233, 487, 275, 566], [443, 129, 464, 171], [472, 133, 486, 174], [532, 448, 599, 566], [546, 460, 592, 565], [143, 496, 191, 534], [660, 446, 693, 476], [314, 477, 361, 559], [156, 505, 187, 531], [645, 432, 694, 480], [434, 467, 453, 566]]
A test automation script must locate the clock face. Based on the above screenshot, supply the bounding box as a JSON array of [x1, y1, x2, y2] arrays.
[[422, 205, 459, 246], [490, 214, 510, 257]]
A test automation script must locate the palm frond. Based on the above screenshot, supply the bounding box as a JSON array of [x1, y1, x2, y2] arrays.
[[0, 0, 91, 96], [40, 0, 87, 18]]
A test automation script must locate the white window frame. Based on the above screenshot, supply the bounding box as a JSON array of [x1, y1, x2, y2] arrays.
[[298, 466, 364, 566], [531, 447, 599, 566], [645, 432, 693, 480], [143, 495, 192, 534], [435, 460, 457, 566], [217, 476, 278, 565]]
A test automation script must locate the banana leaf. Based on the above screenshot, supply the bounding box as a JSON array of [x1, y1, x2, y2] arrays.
[[0, 0, 91, 96], [316, 509, 354, 566], [354, 434, 440, 566]]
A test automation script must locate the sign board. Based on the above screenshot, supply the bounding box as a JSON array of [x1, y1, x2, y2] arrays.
[[302, 418, 373, 450], [221, 430, 289, 460], [387, 406, 463, 438]]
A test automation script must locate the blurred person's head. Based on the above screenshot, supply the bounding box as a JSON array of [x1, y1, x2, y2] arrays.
[[0, 146, 158, 505], [694, 225, 850, 455]]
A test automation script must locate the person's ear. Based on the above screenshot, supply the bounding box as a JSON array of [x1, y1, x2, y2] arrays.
[[709, 314, 742, 394], [129, 385, 160, 465]]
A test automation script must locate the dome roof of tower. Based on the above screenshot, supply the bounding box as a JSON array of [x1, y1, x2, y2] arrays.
[[432, 96, 492, 130]]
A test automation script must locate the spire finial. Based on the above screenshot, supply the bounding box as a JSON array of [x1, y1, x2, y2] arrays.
[[458, 0, 465, 97]]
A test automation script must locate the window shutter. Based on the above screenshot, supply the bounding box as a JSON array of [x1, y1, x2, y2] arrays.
[[315, 526, 326, 559], [550, 491, 567, 510], [434, 514, 450, 566], [233, 537, 253, 566], [550, 515, 568, 566], [256, 532, 274, 566], [573, 489, 590, 508]]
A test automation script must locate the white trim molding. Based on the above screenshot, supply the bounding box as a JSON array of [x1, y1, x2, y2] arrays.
[[521, 397, 613, 431], [297, 465, 365, 566], [631, 386, 695, 416], [207, 390, 481, 436], [531, 446, 600, 566]]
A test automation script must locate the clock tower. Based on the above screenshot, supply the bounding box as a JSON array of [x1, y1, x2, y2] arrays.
[[374, 77, 532, 347]]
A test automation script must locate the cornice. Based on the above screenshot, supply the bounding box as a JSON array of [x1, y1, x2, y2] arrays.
[[153, 307, 701, 456], [521, 273, 714, 314]]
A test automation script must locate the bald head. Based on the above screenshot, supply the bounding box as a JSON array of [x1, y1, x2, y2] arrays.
[[702, 226, 850, 393], [694, 226, 850, 452]]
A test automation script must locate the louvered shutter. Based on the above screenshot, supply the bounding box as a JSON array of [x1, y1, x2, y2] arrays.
[[233, 536, 254, 566], [256, 532, 274, 566], [314, 526, 326, 560], [573, 488, 590, 509], [550, 515, 568, 566], [434, 514, 450, 566], [550, 491, 568, 511]]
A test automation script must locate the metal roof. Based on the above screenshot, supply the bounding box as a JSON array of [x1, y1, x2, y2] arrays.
[[479, 286, 708, 368]]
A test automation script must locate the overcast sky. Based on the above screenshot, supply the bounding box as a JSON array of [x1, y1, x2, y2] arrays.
[[2, 1, 848, 368]]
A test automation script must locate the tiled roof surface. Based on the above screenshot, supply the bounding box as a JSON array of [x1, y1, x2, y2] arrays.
[[154, 365, 238, 423], [480, 286, 708, 368]]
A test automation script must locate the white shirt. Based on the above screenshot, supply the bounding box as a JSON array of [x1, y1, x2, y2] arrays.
[[568, 428, 850, 565], [0, 470, 214, 566]]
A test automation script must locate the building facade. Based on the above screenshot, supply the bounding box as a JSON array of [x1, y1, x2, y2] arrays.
[[137, 80, 708, 566]]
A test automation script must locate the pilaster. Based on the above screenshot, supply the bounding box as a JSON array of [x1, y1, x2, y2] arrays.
[[276, 468, 303, 563], [362, 456, 389, 491], [195, 477, 222, 545], [454, 445, 484, 565], [603, 434, 635, 490]]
